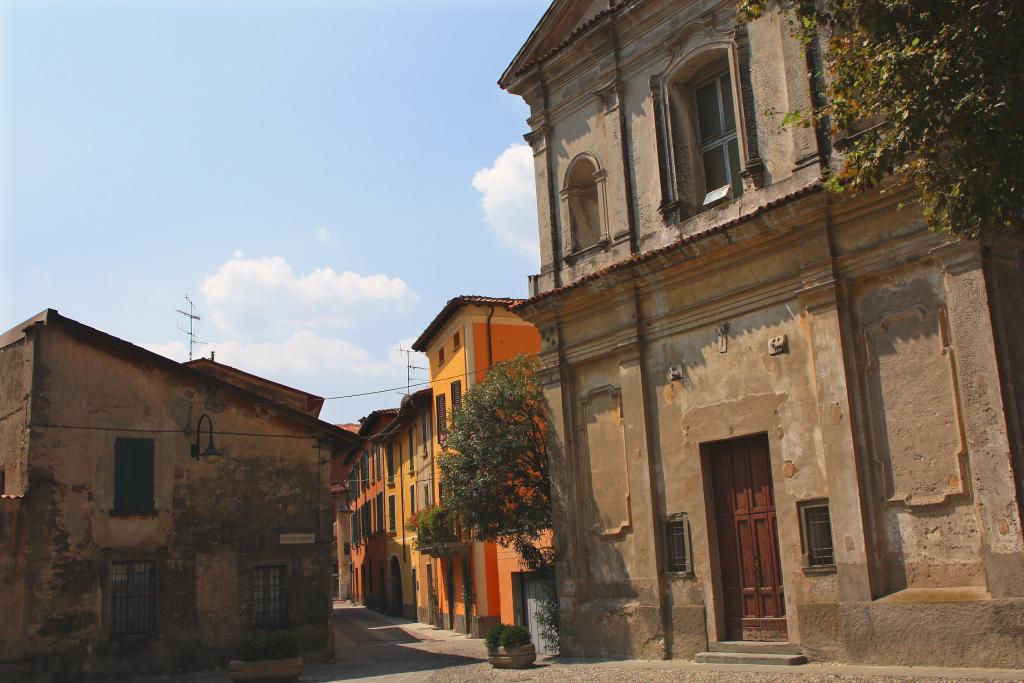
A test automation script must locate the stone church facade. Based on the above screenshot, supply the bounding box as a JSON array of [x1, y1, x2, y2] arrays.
[[500, 0, 1024, 668]]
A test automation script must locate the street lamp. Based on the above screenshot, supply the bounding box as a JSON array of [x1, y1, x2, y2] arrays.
[[191, 414, 222, 459]]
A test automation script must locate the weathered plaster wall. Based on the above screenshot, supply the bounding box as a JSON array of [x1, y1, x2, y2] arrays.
[[4, 322, 335, 680], [0, 333, 32, 495], [519, 189, 1024, 666]]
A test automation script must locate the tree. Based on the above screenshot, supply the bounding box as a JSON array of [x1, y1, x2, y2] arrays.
[[739, 0, 1023, 238], [438, 354, 551, 571]]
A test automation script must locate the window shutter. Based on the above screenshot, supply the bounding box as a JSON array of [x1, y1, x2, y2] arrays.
[[388, 495, 396, 533], [451, 381, 462, 410], [436, 394, 447, 436], [409, 484, 415, 515], [114, 438, 154, 513]]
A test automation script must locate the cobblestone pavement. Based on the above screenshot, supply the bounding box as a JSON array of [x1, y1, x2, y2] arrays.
[[131, 605, 1023, 683]]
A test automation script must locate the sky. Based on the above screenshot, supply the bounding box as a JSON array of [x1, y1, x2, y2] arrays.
[[0, 0, 549, 424]]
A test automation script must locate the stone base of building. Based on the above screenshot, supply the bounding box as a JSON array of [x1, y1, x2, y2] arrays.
[[558, 597, 1024, 669], [798, 598, 1024, 669]]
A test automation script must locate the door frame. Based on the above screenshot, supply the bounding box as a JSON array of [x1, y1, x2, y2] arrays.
[[700, 431, 790, 642]]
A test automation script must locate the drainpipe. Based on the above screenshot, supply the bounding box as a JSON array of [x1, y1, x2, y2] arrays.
[[486, 306, 495, 368]]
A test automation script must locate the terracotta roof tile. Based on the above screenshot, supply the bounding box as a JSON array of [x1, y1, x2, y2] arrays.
[[412, 295, 525, 352]]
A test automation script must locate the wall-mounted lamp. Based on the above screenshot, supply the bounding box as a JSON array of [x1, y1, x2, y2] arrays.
[[191, 414, 222, 459]]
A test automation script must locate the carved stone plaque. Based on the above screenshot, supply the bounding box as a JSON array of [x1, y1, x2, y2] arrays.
[[864, 307, 966, 506], [580, 386, 631, 536]]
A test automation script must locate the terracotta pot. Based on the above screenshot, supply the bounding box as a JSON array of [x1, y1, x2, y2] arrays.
[[228, 656, 303, 682], [487, 643, 536, 669]]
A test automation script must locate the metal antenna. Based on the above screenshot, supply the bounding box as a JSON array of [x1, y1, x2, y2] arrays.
[[176, 294, 205, 361], [397, 344, 426, 396]]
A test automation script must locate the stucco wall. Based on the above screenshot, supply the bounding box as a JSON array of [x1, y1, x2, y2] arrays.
[[0, 333, 32, 496], [3, 321, 336, 680]]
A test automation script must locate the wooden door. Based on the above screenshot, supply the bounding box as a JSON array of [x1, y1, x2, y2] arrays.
[[710, 434, 787, 641]]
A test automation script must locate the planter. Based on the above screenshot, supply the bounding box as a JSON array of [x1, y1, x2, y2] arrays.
[[228, 657, 303, 682], [486, 643, 536, 669]]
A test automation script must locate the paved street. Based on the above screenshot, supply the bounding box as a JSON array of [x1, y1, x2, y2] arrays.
[[127, 603, 1024, 683]]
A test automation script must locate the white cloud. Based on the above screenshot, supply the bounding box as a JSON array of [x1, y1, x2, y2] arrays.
[[201, 254, 417, 337], [314, 227, 332, 243], [472, 143, 539, 258]]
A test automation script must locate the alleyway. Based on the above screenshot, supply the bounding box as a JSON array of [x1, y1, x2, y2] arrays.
[[126, 603, 1024, 683]]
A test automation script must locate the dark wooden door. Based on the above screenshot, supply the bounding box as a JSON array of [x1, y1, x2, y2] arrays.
[[710, 434, 787, 641]]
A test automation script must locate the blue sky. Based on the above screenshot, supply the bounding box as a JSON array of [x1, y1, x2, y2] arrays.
[[1, 0, 548, 423]]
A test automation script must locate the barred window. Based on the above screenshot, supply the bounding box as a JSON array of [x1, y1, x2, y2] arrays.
[[664, 515, 692, 574], [800, 501, 835, 567], [253, 566, 287, 625], [111, 560, 156, 634]]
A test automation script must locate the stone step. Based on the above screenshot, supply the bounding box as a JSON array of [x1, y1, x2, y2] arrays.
[[695, 651, 808, 666], [708, 640, 804, 655]]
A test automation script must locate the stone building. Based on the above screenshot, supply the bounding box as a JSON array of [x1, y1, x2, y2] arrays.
[[499, 0, 1024, 668], [0, 310, 357, 680]]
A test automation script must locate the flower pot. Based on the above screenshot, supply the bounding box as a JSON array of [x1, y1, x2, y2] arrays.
[[228, 657, 303, 682], [486, 643, 536, 669]]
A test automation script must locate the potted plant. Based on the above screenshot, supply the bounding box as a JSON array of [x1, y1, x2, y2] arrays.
[[484, 623, 536, 669], [228, 632, 302, 682]]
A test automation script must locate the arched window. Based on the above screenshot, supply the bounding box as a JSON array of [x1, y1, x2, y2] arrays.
[[652, 39, 756, 223], [560, 154, 608, 258]]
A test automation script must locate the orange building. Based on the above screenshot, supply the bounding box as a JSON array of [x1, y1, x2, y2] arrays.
[[342, 408, 398, 613], [410, 296, 548, 644]]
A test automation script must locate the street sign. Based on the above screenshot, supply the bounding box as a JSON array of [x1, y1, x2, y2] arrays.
[[279, 533, 316, 545]]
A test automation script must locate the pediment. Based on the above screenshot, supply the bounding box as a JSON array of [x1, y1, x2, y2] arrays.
[[500, 0, 615, 87]]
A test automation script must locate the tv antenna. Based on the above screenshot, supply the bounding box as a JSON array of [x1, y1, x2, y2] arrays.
[[397, 344, 427, 395], [176, 295, 205, 361]]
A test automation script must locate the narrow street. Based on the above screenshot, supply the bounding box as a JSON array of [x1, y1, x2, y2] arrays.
[[131, 604, 1024, 683]]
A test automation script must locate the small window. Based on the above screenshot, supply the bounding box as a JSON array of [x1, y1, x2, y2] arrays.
[[438, 347, 445, 365], [436, 394, 447, 437], [111, 560, 156, 634], [113, 438, 155, 515], [800, 501, 835, 568], [386, 444, 395, 486], [451, 380, 462, 411], [453, 331, 461, 351], [388, 494, 396, 533], [664, 515, 692, 574], [409, 484, 416, 515], [253, 566, 286, 625], [695, 72, 742, 203]]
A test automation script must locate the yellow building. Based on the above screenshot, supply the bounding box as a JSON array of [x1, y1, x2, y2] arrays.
[[410, 295, 541, 636]]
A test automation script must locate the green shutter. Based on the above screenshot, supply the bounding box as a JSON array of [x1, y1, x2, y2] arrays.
[[114, 438, 155, 513]]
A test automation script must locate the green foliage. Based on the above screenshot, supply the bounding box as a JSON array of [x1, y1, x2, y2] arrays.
[[535, 580, 560, 653], [238, 632, 299, 661], [738, 0, 1024, 237], [440, 355, 560, 646], [461, 553, 476, 621], [439, 354, 551, 554], [484, 623, 532, 649], [409, 505, 457, 556]]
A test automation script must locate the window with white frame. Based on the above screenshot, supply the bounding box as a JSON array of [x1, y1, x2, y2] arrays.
[[694, 72, 743, 203]]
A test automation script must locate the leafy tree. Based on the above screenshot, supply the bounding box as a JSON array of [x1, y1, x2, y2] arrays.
[[439, 354, 559, 647], [438, 354, 552, 571], [739, 0, 1023, 238]]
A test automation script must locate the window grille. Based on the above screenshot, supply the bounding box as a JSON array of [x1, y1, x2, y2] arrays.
[[800, 502, 835, 567], [111, 560, 156, 634], [664, 516, 691, 574], [253, 566, 286, 625]]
